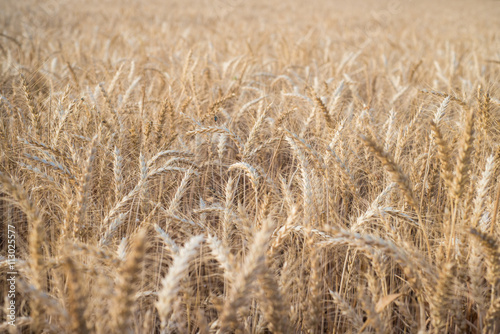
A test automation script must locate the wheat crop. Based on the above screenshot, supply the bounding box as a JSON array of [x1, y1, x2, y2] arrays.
[[1, 0, 500, 333]]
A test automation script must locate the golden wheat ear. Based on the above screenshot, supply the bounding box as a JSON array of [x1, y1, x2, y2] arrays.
[[111, 228, 147, 333], [470, 228, 500, 333], [64, 257, 90, 334], [360, 134, 418, 210], [156, 235, 205, 330], [0, 172, 46, 329]]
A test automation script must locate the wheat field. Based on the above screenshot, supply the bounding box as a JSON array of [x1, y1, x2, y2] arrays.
[[1, 0, 500, 333]]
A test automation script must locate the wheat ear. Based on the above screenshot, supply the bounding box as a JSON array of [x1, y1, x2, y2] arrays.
[[430, 262, 456, 333], [219, 220, 274, 332], [360, 134, 417, 210], [111, 229, 147, 333], [64, 257, 89, 334], [430, 121, 453, 188], [451, 110, 474, 200], [156, 235, 204, 329], [0, 173, 46, 330]]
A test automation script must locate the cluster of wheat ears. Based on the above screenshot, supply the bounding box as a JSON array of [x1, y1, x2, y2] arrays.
[[1, 0, 500, 333]]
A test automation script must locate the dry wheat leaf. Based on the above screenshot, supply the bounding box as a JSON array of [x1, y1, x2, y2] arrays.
[[375, 293, 403, 313]]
